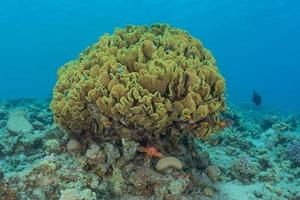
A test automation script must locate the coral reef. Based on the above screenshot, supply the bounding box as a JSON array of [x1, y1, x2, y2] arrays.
[[51, 24, 226, 146], [1, 99, 300, 199], [48, 24, 228, 199]]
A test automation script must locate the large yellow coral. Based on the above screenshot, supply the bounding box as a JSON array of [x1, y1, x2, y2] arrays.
[[51, 24, 226, 142]]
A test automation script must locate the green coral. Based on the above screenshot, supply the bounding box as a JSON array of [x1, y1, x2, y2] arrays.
[[51, 24, 226, 142]]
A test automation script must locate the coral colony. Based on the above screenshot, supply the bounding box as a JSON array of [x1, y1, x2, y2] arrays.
[[50, 24, 226, 198]]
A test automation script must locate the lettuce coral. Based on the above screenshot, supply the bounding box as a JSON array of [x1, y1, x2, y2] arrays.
[[51, 24, 226, 143]]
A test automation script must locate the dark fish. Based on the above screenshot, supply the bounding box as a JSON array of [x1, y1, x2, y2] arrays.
[[252, 90, 262, 106]]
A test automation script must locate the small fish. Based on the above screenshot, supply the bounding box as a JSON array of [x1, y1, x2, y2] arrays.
[[218, 118, 234, 129], [252, 90, 262, 106]]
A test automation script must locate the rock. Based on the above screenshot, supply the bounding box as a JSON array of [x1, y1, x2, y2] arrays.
[[6, 111, 33, 135], [59, 188, 97, 200], [272, 122, 291, 133], [0, 182, 17, 200], [0, 120, 6, 129], [274, 187, 282, 196], [121, 138, 139, 162], [203, 187, 214, 197], [194, 152, 210, 169], [95, 163, 109, 176], [260, 116, 277, 131], [258, 171, 277, 182], [35, 112, 52, 124], [230, 157, 258, 183], [86, 143, 107, 166], [32, 121, 45, 130], [104, 143, 120, 165], [109, 167, 126, 194], [67, 139, 84, 154], [0, 108, 8, 119], [168, 179, 189, 195], [32, 188, 46, 200], [295, 191, 300, 200], [206, 165, 221, 182], [128, 167, 155, 189], [258, 156, 272, 169], [37, 160, 57, 173], [190, 170, 213, 189], [45, 139, 60, 154], [154, 173, 189, 197], [44, 125, 67, 141], [0, 168, 4, 180], [225, 146, 237, 156], [254, 190, 264, 198], [17, 130, 44, 151]]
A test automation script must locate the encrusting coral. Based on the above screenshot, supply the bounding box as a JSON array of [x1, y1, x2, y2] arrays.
[[51, 23, 226, 147]]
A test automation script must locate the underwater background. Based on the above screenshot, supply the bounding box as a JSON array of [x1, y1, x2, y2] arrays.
[[1, 1, 300, 200], [0, 0, 300, 110]]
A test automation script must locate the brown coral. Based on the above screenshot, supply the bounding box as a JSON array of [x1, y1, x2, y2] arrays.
[[51, 24, 226, 144], [155, 156, 183, 171]]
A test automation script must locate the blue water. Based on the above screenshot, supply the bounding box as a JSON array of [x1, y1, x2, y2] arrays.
[[0, 0, 299, 111]]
